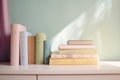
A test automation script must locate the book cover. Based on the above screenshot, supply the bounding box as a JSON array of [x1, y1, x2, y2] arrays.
[[0, 0, 10, 61], [49, 58, 98, 65], [19, 31, 29, 65], [59, 44, 96, 50], [59, 49, 97, 54], [68, 40, 94, 45], [36, 32, 46, 64], [10, 24, 26, 66], [43, 40, 51, 64], [28, 36, 36, 64]]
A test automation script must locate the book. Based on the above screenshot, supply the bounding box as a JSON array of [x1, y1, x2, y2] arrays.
[[10, 24, 26, 66], [0, 0, 10, 61], [51, 53, 98, 58], [68, 40, 94, 45], [19, 31, 29, 65], [49, 58, 98, 65], [36, 32, 46, 64], [43, 40, 51, 64], [28, 36, 36, 64], [59, 44, 96, 50], [59, 49, 97, 54]]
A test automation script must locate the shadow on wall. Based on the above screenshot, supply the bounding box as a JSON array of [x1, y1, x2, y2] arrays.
[[51, 0, 112, 51]]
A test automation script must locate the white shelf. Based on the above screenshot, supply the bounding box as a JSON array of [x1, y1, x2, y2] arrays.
[[0, 61, 120, 75]]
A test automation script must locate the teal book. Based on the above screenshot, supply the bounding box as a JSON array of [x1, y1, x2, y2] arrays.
[[44, 40, 51, 64]]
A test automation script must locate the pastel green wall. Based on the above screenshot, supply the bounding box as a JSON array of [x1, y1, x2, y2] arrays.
[[8, 0, 120, 61], [8, 0, 96, 39]]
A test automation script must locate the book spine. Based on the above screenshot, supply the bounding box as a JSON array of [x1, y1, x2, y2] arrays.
[[36, 33, 46, 64], [51, 54, 98, 58], [68, 40, 93, 45], [28, 36, 36, 64], [44, 40, 51, 64], [10, 24, 26, 66], [59, 49, 97, 54], [49, 58, 98, 65], [19, 31, 29, 65], [59, 44, 96, 49]]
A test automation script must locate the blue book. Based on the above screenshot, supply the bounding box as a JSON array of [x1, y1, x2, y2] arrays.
[[44, 40, 51, 64]]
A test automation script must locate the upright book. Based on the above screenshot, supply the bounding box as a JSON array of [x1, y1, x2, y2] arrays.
[[44, 40, 51, 64], [10, 24, 26, 66], [28, 36, 36, 64], [19, 31, 29, 65], [36, 32, 46, 64]]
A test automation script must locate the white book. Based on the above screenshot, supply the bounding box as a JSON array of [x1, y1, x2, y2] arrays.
[[19, 31, 29, 65]]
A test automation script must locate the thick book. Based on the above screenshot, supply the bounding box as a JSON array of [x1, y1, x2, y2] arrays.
[[10, 24, 26, 66], [49, 58, 98, 65], [59, 44, 96, 50], [19, 31, 29, 65], [36, 32, 46, 64], [43, 40, 51, 64], [0, 0, 10, 61], [28, 36, 36, 64], [59, 49, 97, 54], [68, 40, 94, 45], [51, 53, 98, 58]]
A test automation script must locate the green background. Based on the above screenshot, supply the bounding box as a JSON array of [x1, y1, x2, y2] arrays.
[[8, 0, 120, 61]]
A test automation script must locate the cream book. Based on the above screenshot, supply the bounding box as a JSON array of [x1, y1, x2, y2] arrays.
[[10, 24, 26, 66], [51, 53, 98, 58], [59, 49, 97, 54], [59, 44, 96, 50], [68, 40, 94, 45]]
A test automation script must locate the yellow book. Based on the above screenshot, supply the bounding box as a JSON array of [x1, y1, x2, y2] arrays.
[[49, 58, 99, 65], [59, 49, 97, 54]]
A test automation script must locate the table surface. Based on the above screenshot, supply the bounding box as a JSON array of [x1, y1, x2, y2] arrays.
[[0, 61, 120, 75]]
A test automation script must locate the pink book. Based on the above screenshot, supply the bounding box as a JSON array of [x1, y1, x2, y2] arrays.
[[10, 24, 26, 66], [68, 40, 93, 45], [59, 44, 96, 49]]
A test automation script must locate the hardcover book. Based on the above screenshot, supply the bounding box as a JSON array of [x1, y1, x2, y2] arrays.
[[59, 44, 96, 50], [19, 31, 29, 65], [59, 49, 97, 54], [49, 58, 98, 65], [36, 32, 46, 64], [51, 53, 98, 58], [28, 36, 36, 64], [44, 40, 51, 64], [68, 40, 94, 45], [10, 24, 26, 66]]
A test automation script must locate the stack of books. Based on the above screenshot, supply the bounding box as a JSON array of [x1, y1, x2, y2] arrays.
[[49, 40, 99, 65]]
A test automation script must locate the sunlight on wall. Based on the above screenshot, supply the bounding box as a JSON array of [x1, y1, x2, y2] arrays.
[[51, 0, 112, 55]]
